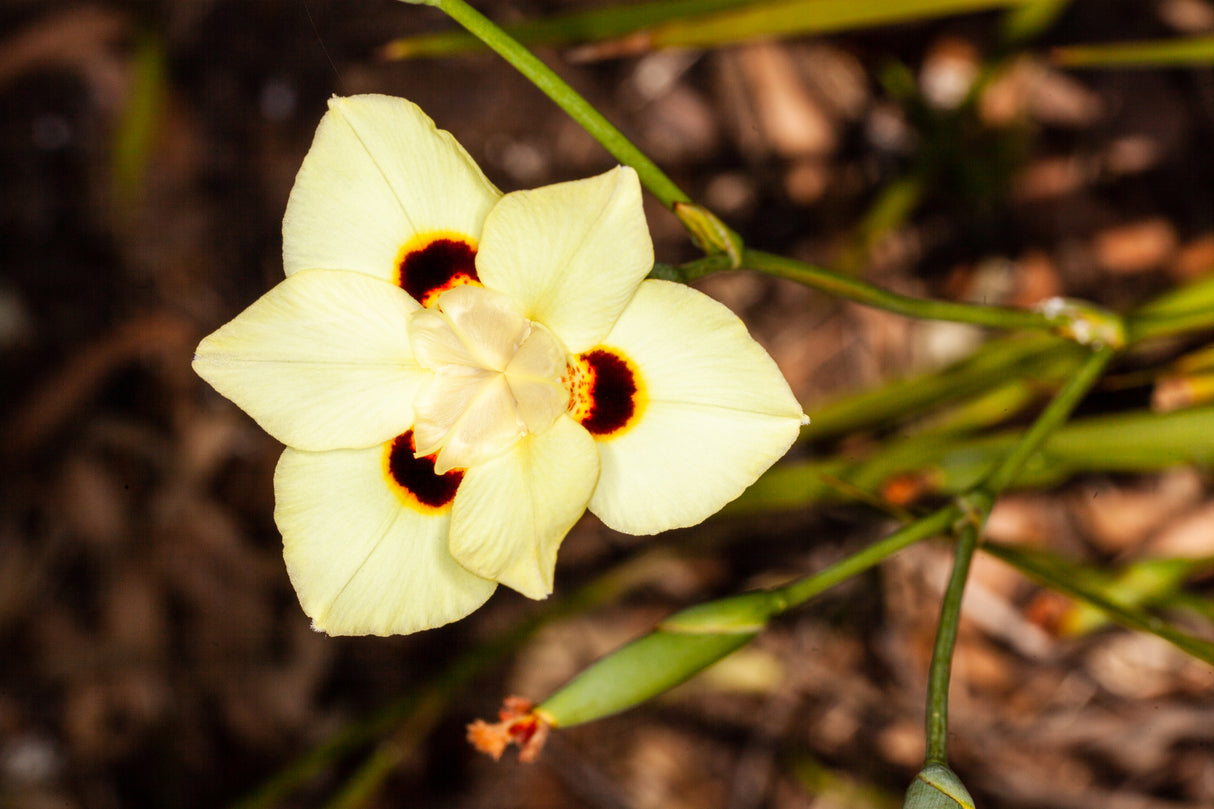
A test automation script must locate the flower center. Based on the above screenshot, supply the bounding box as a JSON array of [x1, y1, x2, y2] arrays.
[[407, 285, 569, 473]]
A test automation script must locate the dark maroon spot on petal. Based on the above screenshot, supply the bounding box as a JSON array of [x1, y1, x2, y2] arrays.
[[579, 349, 639, 436], [397, 239, 478, 307], [388, 431, 463, 508]]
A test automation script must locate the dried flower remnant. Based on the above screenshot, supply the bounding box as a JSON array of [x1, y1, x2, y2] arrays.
[[193, 94, 806, 636], [467, 697, 552, 763]]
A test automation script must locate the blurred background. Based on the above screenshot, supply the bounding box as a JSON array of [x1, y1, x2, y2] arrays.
[[4, 1, 1214, 807]]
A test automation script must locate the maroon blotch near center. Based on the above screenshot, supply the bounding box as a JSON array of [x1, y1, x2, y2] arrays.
[[388, 431, 463, 508], [580, 350, 638, 436], [397, 239, 478, 305]]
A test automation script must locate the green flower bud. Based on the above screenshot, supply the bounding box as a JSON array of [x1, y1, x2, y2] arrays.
[[538, 591, 787, 727], [903, 764, 975, 809], [673, 202, 744, 269]]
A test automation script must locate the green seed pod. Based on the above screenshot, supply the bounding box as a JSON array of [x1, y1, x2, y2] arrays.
[[539, 591, 784, 727], [903, 764, 975, 809]]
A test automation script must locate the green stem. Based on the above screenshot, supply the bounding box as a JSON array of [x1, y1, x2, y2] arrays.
[[922, 345, 1114, 766], [415, 0, 691, 209], [778, 506, 959, 607], [1126, 308, 1214, 342], [743, 248, 1057, 332], [924, 521, 980, 765], [981, 346, 1115, 491]]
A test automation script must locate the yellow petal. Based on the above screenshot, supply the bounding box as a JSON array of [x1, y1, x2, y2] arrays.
[[449, 415, 599, 599], [193, 270, 427, 451], [476, 166, 653, 353], [586, 280, 805, 535], [283, 95, 500, 283], [276, 445, 496, 636]]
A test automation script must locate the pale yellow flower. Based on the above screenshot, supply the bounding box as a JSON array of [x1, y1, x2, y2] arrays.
[[193, 95, 805, 636]]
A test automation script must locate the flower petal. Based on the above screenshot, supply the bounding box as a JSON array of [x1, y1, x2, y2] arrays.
[[283, 95, 500, 282], [276, 445, 496, 636], [449, 415, 599, 599], [587, 280, 805, 535], [410, 286, 529, 373], [476, 166, 653, 353], [193, 270, 426, 451], [411, 371, 523, 473], [505, 323, 568, 434]]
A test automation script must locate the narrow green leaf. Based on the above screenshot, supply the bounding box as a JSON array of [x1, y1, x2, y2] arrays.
[[984, 541, 1214, 666], [1060, 557, 1209, 636], [383, 0, 752, 58], [386, 0, 1037, 59], [793, 754, 901, 809], [738, 405, 1214, 514], [642, 0, 1038, 51], [805, 334, 1075, 439], [1054, 36, 1214, 68], [1126, 273, 1214, 341]]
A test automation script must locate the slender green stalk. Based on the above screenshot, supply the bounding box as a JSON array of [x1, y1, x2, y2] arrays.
[[922, 345, 1114, 766], [1127, 308, 1214, 342], [924, 522, 980, 764], [541, 505, 962, 727], [1125, 273, 1214, 342], [779, 507, 959, 607], [112, 32, 166, 209], [743, 248, 1057, 332], [408, 0, 690, 209], [801, 333, 1077, 440], [981, 346, 1115, 491]]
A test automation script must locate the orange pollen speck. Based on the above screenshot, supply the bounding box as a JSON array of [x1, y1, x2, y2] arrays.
[[565, 358, 592, 419], [418, 273, 480, 308]]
